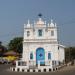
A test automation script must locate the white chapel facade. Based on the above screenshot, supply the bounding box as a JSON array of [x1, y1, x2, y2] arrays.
[[23, 16, 65, 65], [14, 15, 65, 72]]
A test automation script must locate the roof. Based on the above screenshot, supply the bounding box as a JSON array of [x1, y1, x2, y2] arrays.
[[58, 44, 65, 48], [4, 51, 19, 56]]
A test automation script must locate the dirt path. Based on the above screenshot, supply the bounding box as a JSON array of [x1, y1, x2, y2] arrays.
[[58, 65, 75, 72]]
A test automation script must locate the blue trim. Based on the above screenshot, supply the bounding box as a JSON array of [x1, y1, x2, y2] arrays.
[[30, 53, 33, 59], [36, 48, 45, 65], [48, 53, 51, 59]]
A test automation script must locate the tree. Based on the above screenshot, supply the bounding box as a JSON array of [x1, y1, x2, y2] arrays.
[[0, 41, 7, 56], [65, 47, 75, 63], [8, 37, 23, 53]]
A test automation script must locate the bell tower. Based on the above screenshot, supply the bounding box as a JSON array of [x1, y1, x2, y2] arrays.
[[47, 19, 58, 42]]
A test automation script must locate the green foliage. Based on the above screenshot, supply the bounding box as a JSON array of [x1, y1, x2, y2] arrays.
[[8, 37, 23, 53], [65, 47, 75, 63]]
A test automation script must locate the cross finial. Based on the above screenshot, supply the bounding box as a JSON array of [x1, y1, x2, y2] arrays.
[[38, 13, 42, 18]]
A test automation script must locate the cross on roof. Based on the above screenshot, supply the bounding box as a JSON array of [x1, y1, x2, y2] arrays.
[[38, 13, 42, 17]]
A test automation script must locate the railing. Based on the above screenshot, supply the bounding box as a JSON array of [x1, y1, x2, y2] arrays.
[[38, 60, 51, 66], [16, 60, 52, 67], [16, 60, 27, 66]]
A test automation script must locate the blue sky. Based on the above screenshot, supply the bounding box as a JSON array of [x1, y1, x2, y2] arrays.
[[0, 0, 75, 46]]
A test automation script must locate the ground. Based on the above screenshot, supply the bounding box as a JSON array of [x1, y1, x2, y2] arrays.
[[0, 64, 75, 75]]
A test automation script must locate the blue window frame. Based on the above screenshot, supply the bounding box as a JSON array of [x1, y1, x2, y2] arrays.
[[30, 53, 33, 59], [48, 53, 51, 59], [38, 29, 42, 36]]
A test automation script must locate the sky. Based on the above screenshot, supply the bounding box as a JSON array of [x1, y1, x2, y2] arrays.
[[0, 0, 75, 46]]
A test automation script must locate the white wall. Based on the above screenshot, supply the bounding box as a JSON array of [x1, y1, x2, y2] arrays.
[[22, 42, 62, 63], [22, 18, 65, 66], [59, 46, 65, 62]]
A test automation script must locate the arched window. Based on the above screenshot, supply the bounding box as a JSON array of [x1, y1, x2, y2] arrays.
[[30, 53, 33, 59], [48, 53, 51, 59], [51, 30, 54, 36], [27, 31, 30, 37], [38, 29, 42, 36]]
